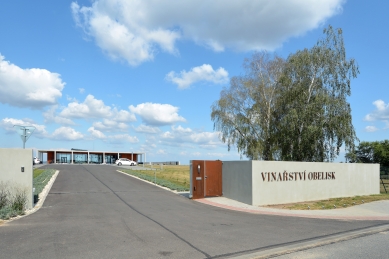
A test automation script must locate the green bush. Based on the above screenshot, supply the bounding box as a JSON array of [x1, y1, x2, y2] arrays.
[[0, 184, 27, 220], [0, 183, 9, 210], [122, 170, 189, 192], [0, 170, 55, 220]]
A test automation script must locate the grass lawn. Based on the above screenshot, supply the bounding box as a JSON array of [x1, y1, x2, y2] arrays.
[[120, 165, 190, 190], [268, 179, 389, 210], [33, 169, 45, 178]]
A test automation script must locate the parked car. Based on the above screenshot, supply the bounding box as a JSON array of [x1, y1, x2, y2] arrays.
[[33, 157, 42, 165], [115, 158, 137, 166]]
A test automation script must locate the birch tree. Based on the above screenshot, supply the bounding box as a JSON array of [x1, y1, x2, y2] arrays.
[[211, 52, 284, 160], [275, 25, 359, 161]]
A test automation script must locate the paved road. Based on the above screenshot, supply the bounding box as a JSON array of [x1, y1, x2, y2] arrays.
[[0, 165, 388, 258], [275, 230, 389, 259]]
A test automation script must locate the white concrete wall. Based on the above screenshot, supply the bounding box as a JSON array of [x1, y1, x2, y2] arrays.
[[0, 148, 33, 209], [222, 161, 252, 205], [223, 161, 380, 206]]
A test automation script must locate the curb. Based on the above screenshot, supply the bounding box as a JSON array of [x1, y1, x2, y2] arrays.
[[116, 170, 188, 195], [196, 199, 389, 221], [230, 224, 389, 259]]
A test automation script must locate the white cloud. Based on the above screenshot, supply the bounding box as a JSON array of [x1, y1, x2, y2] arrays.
[[364, 126, 379, 133], [0, 55, 65, 108], [206, 152, 231, 158], [0, 117, 48, 138], [107, 134, 139, 144], [161, 125, 222, 148], [134, 124, 161, 134], [88, 127, 139, 144], [43, 106, 75, 126], [60, 94, 136, 121], [364, 100, 389, 121], [71, 2, 179, 66], [129, 103, 185, 126], [66, 95, 78, 102], [156, 149, 167, 155], [51, 127, 84, 141], [79, 88, 85, 94], [92, 119, 128, 132], [60, 94, 111, 118], [166, 64, 228, 89], [71, 0, 344, 65], [88, 127, 107, 139]]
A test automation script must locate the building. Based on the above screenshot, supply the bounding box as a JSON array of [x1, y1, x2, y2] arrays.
[[37, 149, 146, 164]]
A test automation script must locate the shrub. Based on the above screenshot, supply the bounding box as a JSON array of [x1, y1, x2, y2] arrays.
[[11, 187, 27, 212], [0, 183, 10, 210], [0, 184, 27, 220], [0, 169, 55, 220]]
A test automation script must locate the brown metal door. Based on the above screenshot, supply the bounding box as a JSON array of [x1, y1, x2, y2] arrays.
[[204, 160, 222, 197], [191, 160, 204, 199]]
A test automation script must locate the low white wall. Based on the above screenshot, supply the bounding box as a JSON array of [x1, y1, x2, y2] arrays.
[[223, 161, 380, 206], [0, 148, 33, 209]]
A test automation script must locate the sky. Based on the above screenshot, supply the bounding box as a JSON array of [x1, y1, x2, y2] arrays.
[[0, 0, 388, 164]]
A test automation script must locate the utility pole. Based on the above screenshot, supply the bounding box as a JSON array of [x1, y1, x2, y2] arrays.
[[13, 125, 35, 149]]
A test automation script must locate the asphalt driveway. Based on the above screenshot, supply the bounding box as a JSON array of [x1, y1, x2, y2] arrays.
[[0, 165, 387, 258]]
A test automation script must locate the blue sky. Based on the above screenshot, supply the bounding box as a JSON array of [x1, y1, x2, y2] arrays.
[[0, 0, 388, 164]]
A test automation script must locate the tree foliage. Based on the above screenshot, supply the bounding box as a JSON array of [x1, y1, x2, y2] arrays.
[[346, 140, 389, 167], [274, 25, 359, 161], [211, 52, 285, 160], [211, 25, 359, 161]]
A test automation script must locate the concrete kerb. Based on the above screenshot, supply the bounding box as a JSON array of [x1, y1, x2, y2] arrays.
[[197, 198, 389, 221], [230, 224, 389, 259], [116, 170, 188, 196], [0, 170, 59, 225]]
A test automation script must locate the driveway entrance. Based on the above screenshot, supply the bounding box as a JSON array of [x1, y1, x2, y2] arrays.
[[0, 165, 387, 258]]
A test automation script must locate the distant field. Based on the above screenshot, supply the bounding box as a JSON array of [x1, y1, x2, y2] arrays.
[[122, 165, 190, 190]]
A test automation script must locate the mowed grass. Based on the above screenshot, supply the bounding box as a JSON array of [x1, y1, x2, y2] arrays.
[[381, 178, 389, 193], [268, 178, 389, 210], [122, 165, 190, 189], [33, 169, 45, 178]]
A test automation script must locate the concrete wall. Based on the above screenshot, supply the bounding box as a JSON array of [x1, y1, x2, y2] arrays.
[[223, 161, 380, 206], [222, 161, 252, 205], [0, 148, 33, 209]]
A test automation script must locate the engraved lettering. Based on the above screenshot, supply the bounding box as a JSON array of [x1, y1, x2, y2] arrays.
[[283, 171, 288, 181]]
